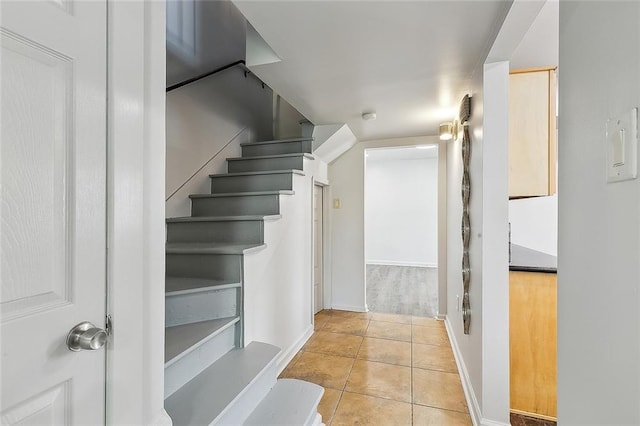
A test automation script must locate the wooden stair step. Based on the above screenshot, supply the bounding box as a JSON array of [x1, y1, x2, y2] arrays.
[[166, 214, 281, 223], [166, 276, 241, 295], [165, 342, 280, 425], [244, 379, 324, 426], [240, 137, 313, 147], [189, 190, 294, 199], [208, 169, 304, 178], [226, 153, 313, 173], [240, 138, 313, 157], [165, 317, 240, 366], [226, 153, 314, 162], [165, 242, 265, 255]]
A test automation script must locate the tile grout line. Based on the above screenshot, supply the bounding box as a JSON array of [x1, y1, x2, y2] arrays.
[[327, 309, 366, 425], [316, 310, 469, 424], [411, 321, 414, 424]]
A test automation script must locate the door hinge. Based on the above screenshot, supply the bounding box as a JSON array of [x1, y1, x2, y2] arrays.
[[105, 314, 113, 336]]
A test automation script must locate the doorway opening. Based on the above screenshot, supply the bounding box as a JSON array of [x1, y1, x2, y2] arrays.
[[364, 145, 439, 317]]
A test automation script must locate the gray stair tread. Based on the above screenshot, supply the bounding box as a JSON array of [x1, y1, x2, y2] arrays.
[[240, 137, 313, 146], [165, 342, 281, 425], [190, 190, 294, 199], [166, 214, 281, 223], [166, 242, 265, 255], [165, 316, 239, 366], [244, 379, 324, 425], [165, 276, 241, 295], [226, 153, 315, 161], [209, 169, 305, 178]]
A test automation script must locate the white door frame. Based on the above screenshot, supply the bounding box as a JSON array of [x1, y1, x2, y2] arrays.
[[312, 183, 324, 314], [106, 2, 169, 424]]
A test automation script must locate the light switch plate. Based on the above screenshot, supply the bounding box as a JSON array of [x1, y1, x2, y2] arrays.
[[607, 108, 637, 183]]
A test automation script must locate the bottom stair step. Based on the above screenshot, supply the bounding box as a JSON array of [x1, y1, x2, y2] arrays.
[[165, 342, 280, 425], [165, 317, 239, 398], [244, 379, 324, 426]]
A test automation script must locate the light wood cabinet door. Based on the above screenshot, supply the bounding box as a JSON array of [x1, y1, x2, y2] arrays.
[[509, 68, 557, 198], [509, 271, 557, 420]]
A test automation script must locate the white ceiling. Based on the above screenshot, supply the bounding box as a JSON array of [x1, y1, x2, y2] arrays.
[[233, 1, 512, 141], [510, 0, 558, 70]]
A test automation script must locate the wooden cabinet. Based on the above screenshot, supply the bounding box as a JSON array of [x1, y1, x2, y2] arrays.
[[510, 271, 557, 420], [509, 67, 557, 198]]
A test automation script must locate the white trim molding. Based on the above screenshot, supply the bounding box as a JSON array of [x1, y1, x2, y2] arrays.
[[331, 303, 368, 313], [276, 324, 314, 375], [445, 317, 510, 426], [445, 317, 482, 426], [107, 1, 168, 424]]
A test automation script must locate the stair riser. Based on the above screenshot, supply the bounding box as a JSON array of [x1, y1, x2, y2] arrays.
[[211, 173, 294, 194], [166, 287, 239, 327], [191, 195, 280, 217], [166, 253, 242, 282], [241, 140, 312, 157], [164, 323, 237, 399], [167, 221, 264, 244], [227, 156, 305, 173]]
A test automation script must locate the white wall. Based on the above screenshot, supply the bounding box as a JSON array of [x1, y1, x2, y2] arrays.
[[329, 136, 439, 312], [445, 74, 486, 423], [166, 69, 272, 217], [365, 155, 438, 267], [166, 0, 246, 88], [558, 2, 640, 424], [445, 61, 511, 426], [509, 195, 558, 255], [243, 159, 328, 372]]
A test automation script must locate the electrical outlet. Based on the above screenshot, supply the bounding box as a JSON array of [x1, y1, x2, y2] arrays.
[[333, 198, 341, 209]]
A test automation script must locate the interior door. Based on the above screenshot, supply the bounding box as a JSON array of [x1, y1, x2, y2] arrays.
[[1, 1, 108, 424], [313, 185, 323, 314]]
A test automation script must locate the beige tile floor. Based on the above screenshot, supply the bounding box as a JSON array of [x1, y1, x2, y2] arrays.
[[280, 310, 472, 425]]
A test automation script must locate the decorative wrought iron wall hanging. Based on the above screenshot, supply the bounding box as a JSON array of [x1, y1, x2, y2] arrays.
[[459, 95, 472, 335]]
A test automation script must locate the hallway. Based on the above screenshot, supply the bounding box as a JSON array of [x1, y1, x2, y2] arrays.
[[280, 310, 471, 425]]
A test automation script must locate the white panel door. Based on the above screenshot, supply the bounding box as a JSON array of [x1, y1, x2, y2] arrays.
[[1, 1, 107, 424], [313, 185, 323, 314]]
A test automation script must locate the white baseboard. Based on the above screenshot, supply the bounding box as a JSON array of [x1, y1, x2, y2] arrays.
[[436, 313, 446, 320], [276, 324, 314, 375], [444, 316, 511, 426], [330, 303, 368, 313], [445, 316, 482, 426], [366, 260, 437, 268]]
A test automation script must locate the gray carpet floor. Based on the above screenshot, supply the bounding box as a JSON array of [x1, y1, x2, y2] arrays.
[[366, 264, 438, 318]]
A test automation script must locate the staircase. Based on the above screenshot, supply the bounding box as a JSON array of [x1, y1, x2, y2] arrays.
[[164, 137, 322, 425]]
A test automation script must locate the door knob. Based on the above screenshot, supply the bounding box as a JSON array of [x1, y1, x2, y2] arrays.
[[66, 321, 108, 351]]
